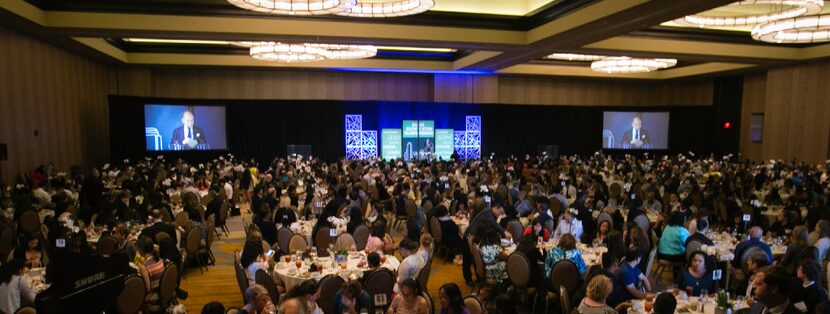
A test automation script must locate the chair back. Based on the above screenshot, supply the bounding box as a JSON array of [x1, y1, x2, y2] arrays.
[[277, 228, 294, 254], [609, 183, 622, 198], [429, 217, 442, 243], [544, 219, 555, 234], [233, 259, 249, 303], [288, 234, 308, 253], [597, 212, 613, 229], [175, 211, 190, 230], [463, 296, 484, 314], [315, 227, 333, 252], [507, 252, 530, 288], [97, 235, 117, 257], [0, 228, 15, 259], [417, 258, 432, 292], [470, 239, 485, 279], [185, 226, 202, 255], [560, 285, 572, 314], [364, 269, 395, 312], [405, 199, 418, 218], [352, 224, 370, 251], [645, 246, 658, 277], [219, 202, 230, 223], [14, 307, 36, 314], [159, 264, 179, 308], [422, 290, 433, 314], [550, 260, 580, 294], [632, 214, 650, 235], [317, 275, 345, 314], [205, 215, 216, 247], [155, 231, 172, 244], [686, 240, 703, 258], [334, 233, 355, 251], [19, 211, 40, 234], [549, 199, 562, 218], [255, 269, 280, 305], [507, 220, 523, 241], [116, 275, 146, 314]]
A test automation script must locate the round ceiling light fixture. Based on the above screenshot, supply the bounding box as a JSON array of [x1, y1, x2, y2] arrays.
[[226, 0, 356, 15], [752, 14, 830, 42], [545, 53, 606, 61], [590, 57, 678, 74], [307, 44, 378, 59], [673, 0, 823, 28], [336, 0, 435, 17], [249, 42, 329, 62]]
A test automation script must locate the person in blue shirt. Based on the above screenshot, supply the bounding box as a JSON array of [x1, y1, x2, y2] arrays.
[[618, 246, 654, 302], [679, 251, 716, 296], [333, 280, 373, 314], [658, 212, 690, 263], [544, 233, 588, 278], [731, 226, 773, 268]]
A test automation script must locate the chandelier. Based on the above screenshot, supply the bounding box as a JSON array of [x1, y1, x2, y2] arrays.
[[590, 57, 677, 74], [226, 0, 433, 17], [249, 43, 329, 62], [752, 14, 830, 43], [226, 0, 356, 15], [307, 44, 378, 59], [544, 53, 605, 61], [674, 0, 823, 28], [335, 0, 435, 17]]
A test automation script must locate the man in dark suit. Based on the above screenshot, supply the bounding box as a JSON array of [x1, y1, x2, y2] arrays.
[[169, 110, 207, 150], [620, 114, 650, 149], [140, 209, 178, 244], [751, 266, 802, 314]]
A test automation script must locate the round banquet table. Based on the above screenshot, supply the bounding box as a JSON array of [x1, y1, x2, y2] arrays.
[[273, 252, 400, 291]]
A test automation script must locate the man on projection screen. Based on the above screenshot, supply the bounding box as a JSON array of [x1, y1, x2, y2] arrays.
[[620, 114, 650, 149], [170, 110, 207, 150]]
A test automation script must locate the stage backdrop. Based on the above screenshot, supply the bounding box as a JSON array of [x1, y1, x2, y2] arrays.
[[109, 95, 723, 163]]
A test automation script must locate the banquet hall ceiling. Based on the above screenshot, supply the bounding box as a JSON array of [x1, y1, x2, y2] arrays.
[[3, 0, 830, 79]]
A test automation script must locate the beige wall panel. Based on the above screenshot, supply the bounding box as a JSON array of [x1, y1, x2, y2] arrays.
[[739, 73, 765, 161]]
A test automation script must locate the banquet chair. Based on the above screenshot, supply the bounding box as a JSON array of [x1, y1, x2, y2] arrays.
[[155, 232, 172, 244], [199, 216, 216, 265], [96, 235, 117, 257], [545, 260, 580, 314], [255, 269, 280, 305], [315, 228, 333, 254], [422, 290, 433, 314], [506, 220, 523, 243], [507, 252, 538, 313], [174, 211, 190, 232], [334, 233, 355, 251], [159, 264, 179, 308], [470, 238, 494, 289], [644, 247, 658, 280], [632, 214, 650, 235], [364, 268, 396, 312], [463, 296, 484, 314], [549, 199, 562, 220], [19, 211, 40, 234], [233, 254, 249, 304], [352, 224, 370, 251], [116, 275, 146, 314], [686, 240, 704, 258], [597, 212, 613, 230], [288, 234, 308, 253], [277, 227, 294, 254], [560, 286, 572, 314], [429, 217, 451, 260], [416, 258, 432, 292], [185, 226, 207, 273], [0, 227, 14, 261], [317, 275, 345, 314], [218, 202, 230, 236], [14, 307, 36, 314]]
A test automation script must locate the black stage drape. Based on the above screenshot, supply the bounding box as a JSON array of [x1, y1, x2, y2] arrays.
[[109, 95, 728, 164]]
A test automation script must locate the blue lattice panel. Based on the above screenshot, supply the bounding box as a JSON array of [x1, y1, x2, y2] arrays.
[[345, 115, 363, 131], [345, 131, 362, 148], [466, 116, 481, 132], [361, 131, 378, 159]]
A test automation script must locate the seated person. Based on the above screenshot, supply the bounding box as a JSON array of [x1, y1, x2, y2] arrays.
[[13, 233, 44, 268], [478, 225, 509, 284], [278, 280, 322, 314], [388, 278, 429, 314], [684, 218, 714, 247], [790, 259, 828, 314], [544, 234, 588, 277], [515, 233, 544, 286], [334, 280, 373, 314], [657, 212, 689, 263], [593, 220, 612, 247], [652, 293, 677, 314], [552, 208, 583, 244], [253, 206, 278, 246], [732, 226, 773, 269], [679, 251, 716, 297], [274, 206, 297, 227], [618, 246, 653, 302], [743, 251, 771, 299], [753, 266, 801, 314], [360, 252, 382, 284], [365, 223, 396, 255], [434, 206, 465, 256], [576, 275, 617, 314], [523, 217, 551, 242], [139, 209, 178, 244]]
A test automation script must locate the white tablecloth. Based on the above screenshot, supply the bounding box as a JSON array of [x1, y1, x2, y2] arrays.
[[273, 253, 400, 291]]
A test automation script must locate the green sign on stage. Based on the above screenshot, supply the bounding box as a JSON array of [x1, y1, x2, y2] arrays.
[[402, 121, 419, 138], [435, 129, 454, 160], [381, 129, 402, 161]]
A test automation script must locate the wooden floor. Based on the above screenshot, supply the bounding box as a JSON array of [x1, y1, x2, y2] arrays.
[[178, 209, 472, 313]]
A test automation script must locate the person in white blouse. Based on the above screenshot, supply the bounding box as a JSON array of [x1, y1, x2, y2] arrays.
[[0, 259, 36, 314], [553, 208, 583, 244]]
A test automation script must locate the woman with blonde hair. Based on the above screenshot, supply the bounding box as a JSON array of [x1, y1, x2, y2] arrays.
[[417, 233, 433, 262], [576, 275, 617, 314]]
